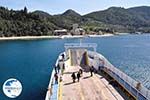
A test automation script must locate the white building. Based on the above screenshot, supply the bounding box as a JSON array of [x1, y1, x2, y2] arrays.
[[54, 29, 67, 36], [71, 24, 85, 35]]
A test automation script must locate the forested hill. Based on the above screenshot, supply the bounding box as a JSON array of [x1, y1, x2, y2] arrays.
[[0, 7, 58, 37], [0, 6, 150, 37], [84, 6, 150, 33]]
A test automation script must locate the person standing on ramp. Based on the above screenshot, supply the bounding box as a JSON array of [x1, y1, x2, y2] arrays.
[[71, 72, 76, 83], [77, 71, 81, 82]]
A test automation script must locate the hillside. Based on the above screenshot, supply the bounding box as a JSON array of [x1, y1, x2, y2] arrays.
[[50, 9, 82, 30], [0, 6, 150, 37], [84, 6, 150, 33], [0, 7, 59, 37]]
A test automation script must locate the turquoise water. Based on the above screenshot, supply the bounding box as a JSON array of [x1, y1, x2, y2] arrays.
[[0, 34, 150, 100]]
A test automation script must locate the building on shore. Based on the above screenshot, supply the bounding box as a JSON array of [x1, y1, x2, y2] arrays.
[[54, 29, 68, 36], [71, 24, 85, 35]]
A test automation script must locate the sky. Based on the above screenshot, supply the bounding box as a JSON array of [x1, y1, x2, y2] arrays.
[[0, 0, 150, 15]]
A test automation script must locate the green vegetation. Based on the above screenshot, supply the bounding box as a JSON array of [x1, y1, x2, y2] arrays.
[[0, 7, 57, 37], [84, 6, 150, 33], [0, 6, 150, 37]]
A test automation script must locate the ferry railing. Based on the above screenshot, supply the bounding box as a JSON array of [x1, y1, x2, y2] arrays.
[[104, 59, 150, 100], [45, 52, 65, 100], [88, 51, 150, 100], [64, 43, 97, 52]]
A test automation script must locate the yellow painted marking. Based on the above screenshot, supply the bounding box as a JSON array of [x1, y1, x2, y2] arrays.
[[58, 81, 62, 100]]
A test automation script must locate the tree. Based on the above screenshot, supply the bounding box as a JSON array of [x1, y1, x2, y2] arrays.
[[24, 6, 28, 14]]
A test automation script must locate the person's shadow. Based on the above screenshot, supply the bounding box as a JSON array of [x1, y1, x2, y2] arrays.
[[64, 81, 76, 85], [83, 76, 91, 79]]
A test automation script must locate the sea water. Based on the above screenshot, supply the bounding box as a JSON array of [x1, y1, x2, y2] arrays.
[[0, 34, 150, 100]]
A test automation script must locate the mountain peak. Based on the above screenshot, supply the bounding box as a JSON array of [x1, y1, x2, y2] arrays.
[[62, 9, 81, 17], [32, 10, 52, 18], [107, 7, 125, 11], [128, 6, 150, 12]]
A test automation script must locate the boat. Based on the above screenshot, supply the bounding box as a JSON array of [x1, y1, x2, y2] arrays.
[[45, 43, 150, 100]]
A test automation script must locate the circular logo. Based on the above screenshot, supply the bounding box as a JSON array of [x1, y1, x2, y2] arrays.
[[3, 78, 22, 98]]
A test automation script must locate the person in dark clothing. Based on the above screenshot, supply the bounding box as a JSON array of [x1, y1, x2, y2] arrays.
[[62, 63, 65, 74], [71, 72, 76, 83], [90, 66, 94, 76], [56, 64, 60, 73], [54, 66, 57, 73], [79, 69, 83, 77], [77, 72, 81, 82], [61, 54, 64, 60], [54, 73, 58, 84]]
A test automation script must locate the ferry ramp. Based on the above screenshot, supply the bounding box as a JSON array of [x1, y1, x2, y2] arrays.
[[60, 49, 124, 100], [61, 66, 124, 100]]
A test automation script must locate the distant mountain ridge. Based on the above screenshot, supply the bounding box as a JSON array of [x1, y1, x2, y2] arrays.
[[84, 6, 150, 27], [0, 6, 150, 36]]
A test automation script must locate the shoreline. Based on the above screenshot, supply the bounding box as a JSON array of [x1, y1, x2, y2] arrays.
[[88, 34, 114, 37], [0, 36, 60, 41], [0, 34, 115, 41]]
